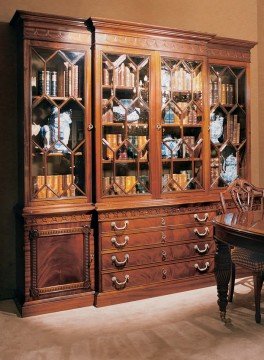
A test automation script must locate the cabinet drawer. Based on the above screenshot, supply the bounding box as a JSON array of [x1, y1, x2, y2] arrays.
[[101, 225, 213, 250], [102, 257, 214, 291], [100, 211, 216, 234], [102, 240, 215, 270]]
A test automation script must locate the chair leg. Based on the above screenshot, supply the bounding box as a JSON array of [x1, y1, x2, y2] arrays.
[[228, 262, 236, 302], [253, 273, 263, 324]]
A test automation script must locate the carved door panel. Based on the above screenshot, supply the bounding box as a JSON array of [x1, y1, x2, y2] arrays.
[[29, 225, 91, 298]]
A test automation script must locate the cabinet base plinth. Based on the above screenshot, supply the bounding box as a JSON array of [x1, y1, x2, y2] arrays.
[[94, 275, 215, 307], [18, 292, 95, 317]]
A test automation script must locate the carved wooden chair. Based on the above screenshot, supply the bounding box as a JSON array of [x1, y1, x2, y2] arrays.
[[220, 178, 264, 323]]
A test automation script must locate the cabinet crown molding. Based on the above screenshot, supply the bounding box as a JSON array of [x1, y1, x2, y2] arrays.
[[10, 10, 87, 29], [86, 17, 216, 43]]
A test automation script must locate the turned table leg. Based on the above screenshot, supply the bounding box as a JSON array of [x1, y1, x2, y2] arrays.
[[214, 239, 232, 323]]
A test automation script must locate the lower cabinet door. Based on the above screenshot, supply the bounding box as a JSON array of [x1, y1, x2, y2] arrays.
[[29, 225, 91, 298]]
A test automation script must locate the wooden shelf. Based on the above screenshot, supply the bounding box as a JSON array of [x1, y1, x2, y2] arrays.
[[162, 157, 202, 162], [102, 159, 148, 164], [102, 85, 135, 90], [32, 96, 83, 101], [33, 151, 83, 157], [162, 123, 202, 128], [102, 122, 148, 128]]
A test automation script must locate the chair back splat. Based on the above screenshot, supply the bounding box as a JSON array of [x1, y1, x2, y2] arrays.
[[220, 178, 264, 214]]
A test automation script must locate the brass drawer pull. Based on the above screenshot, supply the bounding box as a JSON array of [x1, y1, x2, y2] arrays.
[[111, 254, 129, 267], [194, 243, 209, 254], [161, 250, 167, 261], [161, 218, 166, 226], [193, 227, 209, 237], [112, 275, 129, 289], [194, 213, 209, 223], [161, 232, 166, 243], [111, 220, 129, 231], [111, 235, 129, 248], [194, 261, 210, 272], [162, 268, 167, 279]]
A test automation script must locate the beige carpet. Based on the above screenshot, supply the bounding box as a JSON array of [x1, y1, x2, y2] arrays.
[[0, 277, 263, 360]]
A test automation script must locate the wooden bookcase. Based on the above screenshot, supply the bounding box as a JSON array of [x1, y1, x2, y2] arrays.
[[11, 11, 256, 315], [11, 11, 95, 316], [86, 18, 256, 307]]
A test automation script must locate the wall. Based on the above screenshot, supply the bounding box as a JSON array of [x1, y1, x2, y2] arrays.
[[0, 0, 259, 299], [258, 0, 264, 186]]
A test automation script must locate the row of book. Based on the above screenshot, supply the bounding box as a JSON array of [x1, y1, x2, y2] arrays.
[[162, 68, 202, 92], [103, 176, 135, 195], [210, 81, 234, 105], [103, 135, 148, 160], [37, 62, 80, 97], [33, 175, 76, 198], [163, 106, 200, 125], [162, 172, 191, 191], [103, 62, 136, 87], [226, 115, 240, 144], [103, 175, 149, 195]]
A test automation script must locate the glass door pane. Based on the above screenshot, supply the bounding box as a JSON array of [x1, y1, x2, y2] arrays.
[[31, 47, 86, 199], [209, 65, 246, 188], [161, 57, 204, 192], [101, 52, 150, 196]]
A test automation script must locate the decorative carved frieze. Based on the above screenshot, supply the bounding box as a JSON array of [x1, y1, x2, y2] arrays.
[[24, 27, 89, 44], [207, 48, 250, 62], [38, 282, 84, 294], [99, 202, 223, 220], [96, 33, 206, 54], [25, 213, 91, 226], [36, 227, 84, 237]]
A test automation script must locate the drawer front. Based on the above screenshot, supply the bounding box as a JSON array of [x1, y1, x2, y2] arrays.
[[101, 211, 216, 234], [102, 240, 215, 270], [101, 225, 213, 250], [102, 257, 214, 291]]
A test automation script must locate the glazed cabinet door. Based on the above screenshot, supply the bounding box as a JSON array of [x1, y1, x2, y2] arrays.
[[95, 47, 156, 200], [29, 42, 92, 205], [158, 54, 206, 195], [208, 60, 249, 188]]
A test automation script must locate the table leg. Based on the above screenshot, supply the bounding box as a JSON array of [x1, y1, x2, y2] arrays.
[[214, 239, 232, 323]]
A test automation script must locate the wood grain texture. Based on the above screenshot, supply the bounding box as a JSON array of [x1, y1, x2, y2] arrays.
[[102, 240, 215, 270], [102, 256, 214, 291]]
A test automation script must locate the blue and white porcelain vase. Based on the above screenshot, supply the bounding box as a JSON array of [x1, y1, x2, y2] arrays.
[[210, 113, 224, 144], [221, 154, 238, 184]]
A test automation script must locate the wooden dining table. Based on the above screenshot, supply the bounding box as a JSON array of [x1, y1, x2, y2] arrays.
[[213, 210, 264, 323]]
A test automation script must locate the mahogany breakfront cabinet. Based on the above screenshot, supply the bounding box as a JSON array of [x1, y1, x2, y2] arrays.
[[11, 11, 256, 315]]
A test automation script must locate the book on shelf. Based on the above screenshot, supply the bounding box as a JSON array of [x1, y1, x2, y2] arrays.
[[187, 106, 198, 124], [193, 71, 202, 92], [226, 114, 240, 144], [35, 174, 75, 198], [63, 62, 79, 97], [212, 81, 219, 104], [103, 176, 138, 194], [104, 134, 122, 159], [221, 84, 227, 104], [125, 176, 136, 193], [172, 67, 192, 92], [182, 136, 195, 158], [34, 175, 46, 198], [227, 84, 234, 105], [220, 83, 234, 105]]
